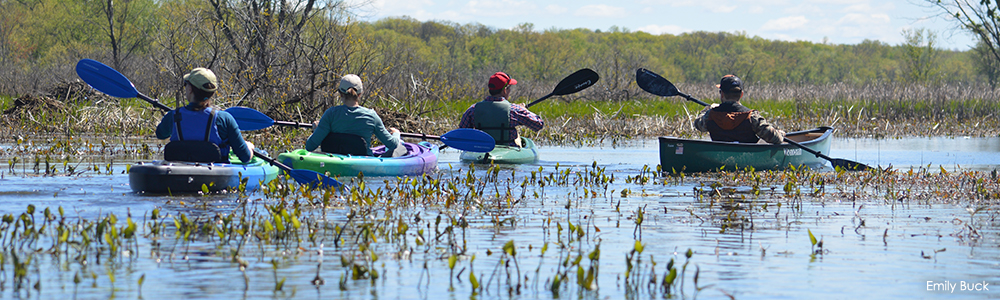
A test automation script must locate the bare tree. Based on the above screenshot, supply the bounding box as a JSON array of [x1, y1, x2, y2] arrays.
[[94, 0, 156, 71], [928, 0, 1000, 84]]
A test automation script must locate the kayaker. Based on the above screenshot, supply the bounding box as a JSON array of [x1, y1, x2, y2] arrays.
[[304, 74, 405, 157], [155, 68, 255, 163], [458, 71, 544, 146], [694, 75, 785, 144]]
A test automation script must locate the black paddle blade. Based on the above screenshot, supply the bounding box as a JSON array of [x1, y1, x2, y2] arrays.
[[831, 158, 871, 171], [635, 68, 679, 97], [552, 68, 600, 96]]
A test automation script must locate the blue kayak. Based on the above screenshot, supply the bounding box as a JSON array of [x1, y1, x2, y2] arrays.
[[128, 153, 280, 194]]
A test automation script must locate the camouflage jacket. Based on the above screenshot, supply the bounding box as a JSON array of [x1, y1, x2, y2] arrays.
[[693, 102, 785, 144]]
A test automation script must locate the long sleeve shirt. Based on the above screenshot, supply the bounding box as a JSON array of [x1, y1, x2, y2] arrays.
[[304, 105, 401, 155], [155, 105, 253, 163], [458, 96, 545, 143]]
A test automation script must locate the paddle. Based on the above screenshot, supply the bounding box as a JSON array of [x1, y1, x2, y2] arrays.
[[75, 59, 341, 188], [525, 68, 600, 108], [634, 68, 871, 171], [225, 106, 496, 152]]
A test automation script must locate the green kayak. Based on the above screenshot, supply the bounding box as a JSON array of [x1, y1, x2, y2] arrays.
[[460, 137, 538, 164], [659, 127, 834, 173], [277, 142, 438, 177]]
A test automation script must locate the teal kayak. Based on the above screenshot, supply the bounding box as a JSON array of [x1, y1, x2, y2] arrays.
[[277, 142, 438, 177], [659, 127, 834, 173], [129, 153, 280, 194], [460, 137, 538, 164]]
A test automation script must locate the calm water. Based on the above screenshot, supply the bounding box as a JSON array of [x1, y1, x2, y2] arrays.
[[0, 137, 997, 299]]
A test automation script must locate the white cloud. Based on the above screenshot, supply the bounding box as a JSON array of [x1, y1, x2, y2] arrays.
[[545, 4, 568, 15], [574, 4, 628, 18], [836, 13, 891, 26], [760, 16, 809, 31], [637, 24, 693, 35], [748, 6, 766, 14], [812, 0, 867, 4], [464, 0, 538, 17], [710, 5, 737, 13], [367, 0, 435, 16], [783, 4, 823, 14]]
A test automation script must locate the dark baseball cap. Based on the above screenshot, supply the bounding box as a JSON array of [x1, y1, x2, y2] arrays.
[[716, 74, 742, 93]]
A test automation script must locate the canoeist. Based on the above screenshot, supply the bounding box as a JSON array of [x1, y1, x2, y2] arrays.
[[458, 72, 544, 146], [694, 75, 785, 144], [155, 68, 254, 163], [304, 74, 404, 157]]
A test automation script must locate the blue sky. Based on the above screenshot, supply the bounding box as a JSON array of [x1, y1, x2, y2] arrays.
[[356, 0, 976, 50]]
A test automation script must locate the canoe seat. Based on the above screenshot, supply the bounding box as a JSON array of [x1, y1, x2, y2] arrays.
[[785, 132, 823, 143], [321, 132, 369, 156]]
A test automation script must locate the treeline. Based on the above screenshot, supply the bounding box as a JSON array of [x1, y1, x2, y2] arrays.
[[0, 0, 986, 116]]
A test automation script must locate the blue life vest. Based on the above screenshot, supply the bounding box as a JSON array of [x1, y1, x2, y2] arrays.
[[164, 107, 228, 163]]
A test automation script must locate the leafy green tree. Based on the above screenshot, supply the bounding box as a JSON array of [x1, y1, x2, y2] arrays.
[[900, 28, 939, 83]]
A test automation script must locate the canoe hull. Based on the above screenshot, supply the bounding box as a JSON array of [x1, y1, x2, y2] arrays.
[[659, 127, 834, 173], [277, 142, 438, 177], [129, 154, 280, 194], [460, 137, 538, 164]]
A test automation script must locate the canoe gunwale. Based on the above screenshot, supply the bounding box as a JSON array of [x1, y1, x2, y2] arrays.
[[658, 126, 835, 173]]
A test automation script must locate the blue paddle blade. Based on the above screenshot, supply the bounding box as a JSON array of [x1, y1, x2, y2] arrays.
[[226, 106, 276, 131], [440, 128, 496, 152], [75, 59, 139, 98], [289, 169, 341, 189]]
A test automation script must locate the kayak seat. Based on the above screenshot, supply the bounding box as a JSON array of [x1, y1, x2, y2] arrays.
[[164, 141, 224, 163], [321, 132, 369, 156]]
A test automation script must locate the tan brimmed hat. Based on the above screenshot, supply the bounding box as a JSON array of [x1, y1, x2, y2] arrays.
[[183, 68, 218, 92]]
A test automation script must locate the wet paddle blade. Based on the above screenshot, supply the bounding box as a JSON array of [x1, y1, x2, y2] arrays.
[[552, 68, 600, 96], [226, 106, 276, 131], [635, 68, 680, 97], [289, 169, 341, 189], [76, 59, 140, 98], [440, 128, 495, 152], [831, 158, 870, 171]]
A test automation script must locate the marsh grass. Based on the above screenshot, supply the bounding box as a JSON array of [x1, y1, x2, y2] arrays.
[[0, 155, 996, 297], [1, 81, 999, 168]]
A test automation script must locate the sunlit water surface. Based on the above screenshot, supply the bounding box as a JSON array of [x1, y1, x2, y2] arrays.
[[0, 137, 997, 299]]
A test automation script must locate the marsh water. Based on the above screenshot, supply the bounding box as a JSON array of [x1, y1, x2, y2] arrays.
[[0, 136, 998, 299]]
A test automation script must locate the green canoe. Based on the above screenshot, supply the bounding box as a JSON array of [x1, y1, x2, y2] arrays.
[[659, 127, 834, 173], [460, 137, 538, 164]]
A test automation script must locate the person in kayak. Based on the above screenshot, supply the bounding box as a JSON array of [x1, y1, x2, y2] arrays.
[[155, 67, 255, 163], [458, 71, 544, 146], [305, 74, 405, 157], [694, 74, 785, 144]]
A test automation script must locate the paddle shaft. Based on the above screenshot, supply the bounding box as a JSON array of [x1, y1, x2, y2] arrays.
[[136, 92, 172, 111], [274, 120, 313, 128], [677, 92, 709, 106], [525, 93, 553, 108], [400, 132, 441, 140]]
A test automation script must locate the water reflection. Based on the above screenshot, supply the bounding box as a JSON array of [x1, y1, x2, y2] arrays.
[[0, 137, 995, 299]]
